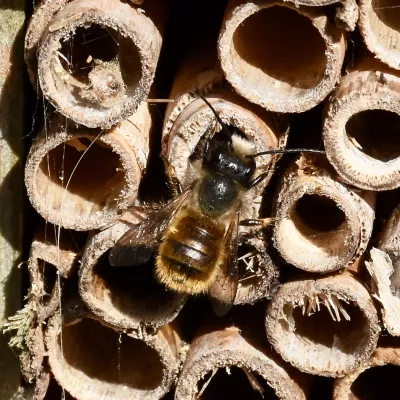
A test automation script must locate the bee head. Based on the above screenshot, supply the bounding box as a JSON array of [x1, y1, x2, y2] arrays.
[[203, 130, 256, 186]]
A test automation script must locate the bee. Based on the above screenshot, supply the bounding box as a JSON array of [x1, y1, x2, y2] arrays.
[[109, 95, 324, 316]]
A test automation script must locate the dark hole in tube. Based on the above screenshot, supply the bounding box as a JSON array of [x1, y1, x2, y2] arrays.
[[199, 366, 279, 400], [350, 364, 400, 400], [58, 24, 141, 92], [294, 194, 346, 232], [291, 303, 368, 355], [346, 110, 400, 162]]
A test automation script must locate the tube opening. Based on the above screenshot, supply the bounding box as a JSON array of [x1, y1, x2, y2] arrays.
[[37, 136, 126, 221], [371, 0, 400, 32], [93, 251, 183, 324], [238, 243, 264, 289], [62, 318, 163, 390], [56, 24, 141, 108], [346, 110, 400, 162], [232, 6, 326, 101], [38, 260, 58, 304], [350, 364, 400, 400], [282, 297, 369, 356], [198, 367, 279, 400], [294, 194, 346, 232]]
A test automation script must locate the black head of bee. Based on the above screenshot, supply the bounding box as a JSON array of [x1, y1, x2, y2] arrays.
[[202, 130, 256, 187], [198, 95, 256, 187]]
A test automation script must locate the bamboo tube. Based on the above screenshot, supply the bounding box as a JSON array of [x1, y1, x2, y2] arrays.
[[25, 103, 150, 231], [25, 0, 162, 128], [235, 230, 279, 305], [284, 0, 359, 31], [175, 313, 310, 400], [79, 212, 187, 332], [0, 0, 25, 397], [359, 0, 400, 71], [32, 370, 51, 400], [45, 306, 185, 400], [163, 84, 289, 220], [265, 273, 380, 377], [217, 0, 346, 113], [29, 224, 80, 321], [365, 248, 400, 336], [333, 345, 400, 399], [272, 156, 376, 274], [323, 61, 400, 191]]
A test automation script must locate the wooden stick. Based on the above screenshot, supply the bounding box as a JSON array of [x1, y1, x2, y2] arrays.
[[29, 224, 80, 322], [45, 304, 185, 400], [25, 103, 150, 231], [0, 1, 26, 397], [323, 60, 400, 191], [333, 345, 400, 399], [27, 0, 162, 128], [365, 248, 400, 336], [176, 315, 310, 400], [265, 273, 380, 377], [359, 0, 400, 70], [272, 155, 375, 273], [217, 0, 346, 113], [79, 211, 187, 332], [163, 77, 289, 220]]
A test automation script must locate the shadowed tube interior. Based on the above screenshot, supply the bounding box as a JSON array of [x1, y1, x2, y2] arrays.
[[37, 137, 125, 217], [370, 0, 400, 32], [281, 301, 370, 357], [350, 364, 400, 400], [56, 24, 141, 108], [232, 6, 326, 100], [345, 110, 400, 162], [62, 318, 163, 390], [289, 193, 349, 255], [198, 367, 279, 400], [92, 251, 183, 324]]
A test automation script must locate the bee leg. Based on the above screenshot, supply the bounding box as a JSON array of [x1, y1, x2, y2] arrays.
[[247, 171, 270, 188], [166, 165, 183, 195], [240, 218, 277, 228]]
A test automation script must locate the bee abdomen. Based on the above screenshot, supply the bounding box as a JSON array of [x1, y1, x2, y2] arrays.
[[156, 213, 225, 294]]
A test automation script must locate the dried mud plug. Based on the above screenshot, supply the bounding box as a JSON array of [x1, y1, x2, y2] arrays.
[[45, 308, 185, 400], [265, 273, 380, 377], [175, 323, 309, 400], [333, 346, 400, 399], [359, 0, 400, 70], [324, 62, 400, 190], [273, 156, 376, 273], [25, 105, 150, 231], [218, 0, 346, 113], [33, 0, 161, 128], [79, 215, 187, 332]]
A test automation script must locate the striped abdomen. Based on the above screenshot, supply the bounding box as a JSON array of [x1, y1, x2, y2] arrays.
[[155, 210, 226, 294]]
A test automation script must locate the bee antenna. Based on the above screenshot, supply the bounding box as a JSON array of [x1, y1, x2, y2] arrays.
[[246, 148, 325, 159], [197, 93, 233, 145]]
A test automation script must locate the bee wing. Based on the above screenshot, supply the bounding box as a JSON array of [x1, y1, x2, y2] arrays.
[[208, 211, 239, 316], [109, 187, 192, 267]]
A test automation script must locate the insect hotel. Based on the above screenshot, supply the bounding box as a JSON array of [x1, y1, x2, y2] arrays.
[[1, 0, 400, 399]]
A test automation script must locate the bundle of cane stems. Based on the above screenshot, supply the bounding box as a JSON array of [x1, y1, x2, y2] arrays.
[[5, 0, 400, 398]]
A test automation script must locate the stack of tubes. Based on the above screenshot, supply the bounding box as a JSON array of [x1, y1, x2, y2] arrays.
[[5, 0, 400, 399]]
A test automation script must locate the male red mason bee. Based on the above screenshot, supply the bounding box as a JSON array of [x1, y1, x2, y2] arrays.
[[109, 95, 324, 316]]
